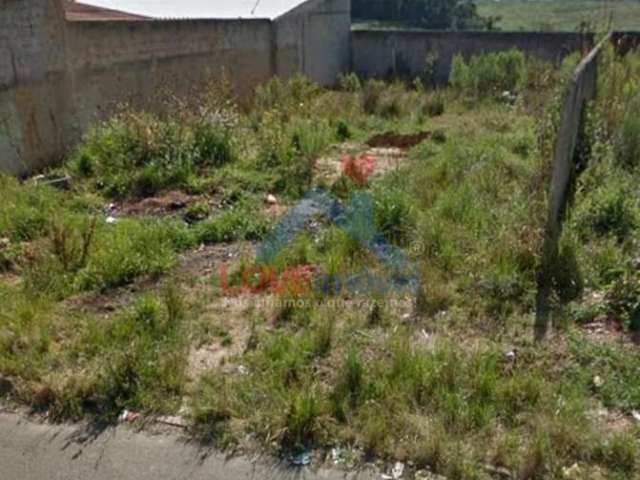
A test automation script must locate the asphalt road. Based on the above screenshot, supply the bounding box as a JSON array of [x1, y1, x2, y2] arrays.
[[0, 410, 373, 480]]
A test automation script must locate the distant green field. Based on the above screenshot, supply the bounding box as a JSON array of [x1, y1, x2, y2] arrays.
[[477, 0, 640, 31]]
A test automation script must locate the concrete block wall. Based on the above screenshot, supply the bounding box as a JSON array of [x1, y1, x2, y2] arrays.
[[0, 0, 68, 175], [3, 0, 634, 177], [535, 37, 604, 338], [0, 0, 352, 176], [352, 30, 593, 82], [64, 19, 274, 142], [275, 0, 351, 85]]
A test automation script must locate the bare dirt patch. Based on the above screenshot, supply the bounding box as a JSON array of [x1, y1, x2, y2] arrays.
[[315, 142, 409, 184], [187, 294, 275, 379], [580, 317, 625, 344], [366, 130, 433, 149], [121, 190, 197, 216], [176, 243, 250, 280]]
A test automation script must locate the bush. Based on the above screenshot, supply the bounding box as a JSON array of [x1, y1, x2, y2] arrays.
[[362, 80, 386, 115], [76, 218, 193, 290], [450, 49, 527, 97], [372, 187, 417, 245], [336, 120, 352, 141], [597, 434, 637, 473], [195, 204, 269, 244], [69, 111, 235, 198], [339, 73, 362, 92], [615, 107, 640, 170], [576, 177, 638, 242], [422, 92, 445, 117], [257, 115, 334, 197], [254, 75, 320, 116], [0, 175, 59, 242]]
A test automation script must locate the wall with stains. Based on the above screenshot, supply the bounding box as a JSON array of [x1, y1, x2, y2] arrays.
[[352, 30, 593, 83], [274, 0, 351, 85], [0, 0, 352, 176], [63, 18, 274, 152], [0, 0, 69, 174]]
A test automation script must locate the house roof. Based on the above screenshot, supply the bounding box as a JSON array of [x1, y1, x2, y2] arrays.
[[69, 0, 309, 20]]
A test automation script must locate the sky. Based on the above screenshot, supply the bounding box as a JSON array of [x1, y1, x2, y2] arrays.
[[77, 0, 308, 19]]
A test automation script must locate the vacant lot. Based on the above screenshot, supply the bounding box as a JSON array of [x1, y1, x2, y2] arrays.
[[477, 0, 640, 32], [1, 48, 640, 479]]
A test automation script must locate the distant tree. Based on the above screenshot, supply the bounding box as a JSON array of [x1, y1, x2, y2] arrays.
[[352, 0, 493, 30]]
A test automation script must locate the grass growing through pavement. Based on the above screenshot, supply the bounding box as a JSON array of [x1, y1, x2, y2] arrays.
[[2, 50, 640, 478]]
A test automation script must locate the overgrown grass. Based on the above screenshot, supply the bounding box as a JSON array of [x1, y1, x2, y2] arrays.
[[450, 49, 527, 98], [69, 111, 236, 198], [2, 49, 640, 479], [0, 284, 189, 420], [563, 45, 640, 334]]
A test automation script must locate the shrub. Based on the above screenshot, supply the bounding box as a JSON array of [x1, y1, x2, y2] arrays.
[[0, 176, 59, 242], [336, 120, 352, 141], [615, 107, 640, 170], [450, 49, 527, 97], [605, 270, 640, 330], [68, 111, 234, 198], [283, 387, 322, 447], [372, 187, 417, 245], [195, 204, 269, 244], [76, 218, 192, 290], [339, 72, 362, 92], [597, 434, 637, 473], [362, 80, 386, 115], [254, 75, 320, 116], [257, 115, 334, 197], [422, 92, 445, 117], [331, 349, 365, 420], [576, 178, 638, 242], [449, 54, 471, 92]]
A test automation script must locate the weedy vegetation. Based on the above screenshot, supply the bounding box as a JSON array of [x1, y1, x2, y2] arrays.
[[2, 48, 640, 479]]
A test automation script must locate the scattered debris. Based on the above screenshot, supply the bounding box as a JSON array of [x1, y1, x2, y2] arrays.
[[593, 375, 604, 389], [118, 409, 141, 423], [341, 154, 376, 185], [484, 463, 512, 479], [595, 407, 609, 418], [414, 471, 447, 480], [331, 447, 342, 465], [105, 216, 118, 225], [266, 194, 278, 205], [367, 131, 432, 149], [631, 410, 640, 422], [237, 365, 249, 375], [32, 174, 71, 190], [505, 350, 516, 363], [392, 462, 405, 479], [382, 462, 405, 479], [561, 463, 582, 479], [0, 375, 14, 396], [501, 90, 517, 105], [128, 190, 193, 215], [156, 415, 188, 428], [291, 450, 312, 467]]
